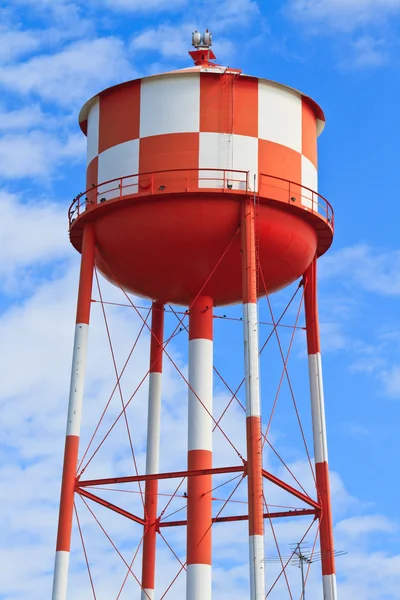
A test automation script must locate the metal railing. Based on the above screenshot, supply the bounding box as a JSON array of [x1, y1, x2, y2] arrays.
[[259, 173, 334, 227], [69, 168, 249, 225], [69, 168, 333, 230]]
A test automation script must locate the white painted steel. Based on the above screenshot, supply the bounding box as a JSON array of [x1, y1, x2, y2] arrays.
[[188, 339, 213, 452], [141, 589, 154, 600], [323, 573, 338, 600], [199, 132, 229, 189], [97, 139, 140, 200], [145, 372, 162, 475], [301, 154, 318, 211], [198, 132, 258, 191], [52, 551, 70, 600], [308, 353, 329, 464], [258, 81, 302, 153], [243, 303, 261, 418], [231, 134, 258, 191], [86, 99, 99, 165], [140, 74, 200, 138], [186, 564, 212, 600], [249, 535, 266, 600], [66, 323, 89, 437]]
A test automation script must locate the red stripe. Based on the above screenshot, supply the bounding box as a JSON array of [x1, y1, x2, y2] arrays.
[[304, 258, 320, 354], [189, 296, 213, 341], [76, 225, 95, 325], [142, 478, 158, 589], [86, 156, 98, 204], [56, 435, 80, 551], [99, 81, 141, 154], [302, 98, 318, 168], [246, 416, 264, 536], [200, 73, 258, 137], [316, 462, 335, 576], [241, 199, 257, 304], [149, 302, 164, 373], [258, 140, 302, 192], [233, 76, 258, 138], [187, 449, 212, 565]]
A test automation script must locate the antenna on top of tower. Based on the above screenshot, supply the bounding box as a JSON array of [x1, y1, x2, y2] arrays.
[[190, 29, 216, 65], [192, 29, 213, 48]]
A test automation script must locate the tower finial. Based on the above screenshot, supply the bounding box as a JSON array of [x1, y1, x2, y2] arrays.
[[190, 29, 216, 65]]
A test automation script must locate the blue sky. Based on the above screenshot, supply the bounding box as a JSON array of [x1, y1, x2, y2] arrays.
[[1, 0, 400, 598]]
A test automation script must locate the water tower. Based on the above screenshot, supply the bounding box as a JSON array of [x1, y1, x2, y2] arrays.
[[52, 32, 337, 599]]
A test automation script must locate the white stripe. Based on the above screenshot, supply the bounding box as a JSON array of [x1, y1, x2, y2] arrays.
[[186, 564, 211, 600], [97, 139, 139, 200], [301, 155, 318, 211], [146, 372, 162, 475], [259, 81, 302, 152], [86, 100, 99, 165], [243, 303, 261, 418], [308, 353, 329, 464], [140, 74, 200, 138], [323, 573, 338, 600], [249, 535, 266, 599], [52, 551, 69, 600], [188, 339, 213, 452], [66, 324, 89, 437], [141, 590, 154, 600]]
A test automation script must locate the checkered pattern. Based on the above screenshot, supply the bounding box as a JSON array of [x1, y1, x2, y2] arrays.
[[80, 70, 324, 208]]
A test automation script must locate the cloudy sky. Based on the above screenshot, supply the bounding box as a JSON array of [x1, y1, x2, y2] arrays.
[[1, 0, 400, 598]]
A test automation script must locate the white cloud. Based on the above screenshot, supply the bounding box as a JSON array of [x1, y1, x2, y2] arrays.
[[0, 104, 47, 131], [0, 29, 41, 63], [336, 514, 396, 539], [102, 0, 186, 10], [343, 36, 389, 68], [0, 190, 69, 283], [320, 244, 400, 296], [0, 37, 134, 107], [0, 130, 85, 179], [287, 0, 400, 30]]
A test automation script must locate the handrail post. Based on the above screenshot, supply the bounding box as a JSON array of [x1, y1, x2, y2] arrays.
[[151, 174, 154, 195], [186, 170, 189, 192]]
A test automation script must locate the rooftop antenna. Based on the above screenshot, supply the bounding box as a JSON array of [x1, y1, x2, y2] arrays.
[[190, 29, 216, 65], [265, 542, 347, 599]]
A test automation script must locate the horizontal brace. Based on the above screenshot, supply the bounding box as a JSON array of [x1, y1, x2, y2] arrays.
[[77, 465, 245, 488], [262, 469, 320, 510], [76, 487, 146, 526], [159, 508, 317, 528]]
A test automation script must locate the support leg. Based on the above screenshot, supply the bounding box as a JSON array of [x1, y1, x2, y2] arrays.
[[52, 225, 95, 600], [241, 198, 265, 599], [304, 258, 337, 600], [141, 302, 164, 600], [186, 296, 213, 600]]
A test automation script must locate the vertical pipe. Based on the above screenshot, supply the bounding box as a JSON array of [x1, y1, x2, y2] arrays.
[[241, 198, 265, 599], [52, 224, 95, 600], [141, 302, 164, 600], [186, 296, 213, 600], [304, 258, 337, 600]]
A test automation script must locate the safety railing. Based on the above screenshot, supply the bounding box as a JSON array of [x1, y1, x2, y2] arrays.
[[69, 169, 334, 230], [259, 173, 334, 227], [69, 168, 249, 226]]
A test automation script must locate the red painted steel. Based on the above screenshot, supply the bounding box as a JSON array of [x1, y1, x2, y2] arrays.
[[69, 169, 330, 307]]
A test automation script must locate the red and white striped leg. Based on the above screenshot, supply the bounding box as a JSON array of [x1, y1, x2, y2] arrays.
[[52, 225, 95, 600], [141, 302, 164, 600], [304, 258, 337, 600], [186, 296, 213, 600], [241, 198, 265, 599]]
